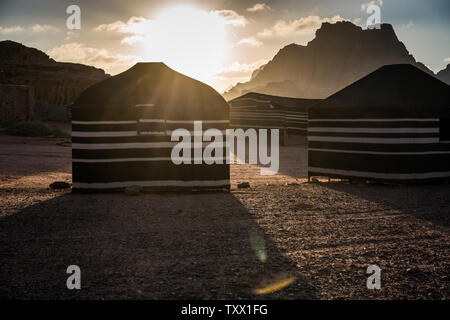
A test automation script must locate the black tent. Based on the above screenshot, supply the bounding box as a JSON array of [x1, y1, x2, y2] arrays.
[[308, 64, 450, 182], [228, 92, 319, 135], [71, 63, 230, 192]]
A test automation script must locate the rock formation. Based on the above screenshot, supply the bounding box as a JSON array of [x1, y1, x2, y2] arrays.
[[224, 22, 434, 100], [0, 40, 110, 122], [436, 64, 450, 85]]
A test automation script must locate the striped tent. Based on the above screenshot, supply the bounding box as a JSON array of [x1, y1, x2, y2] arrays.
[[71, 63, 230, 192], [229, 92, 319, 135], [308, 64, 450, 183]]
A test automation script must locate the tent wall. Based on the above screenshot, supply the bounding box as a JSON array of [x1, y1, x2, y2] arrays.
[[72, 105, 230, 192], [308, 111, 450, 182], [229, 94, 314, 135]]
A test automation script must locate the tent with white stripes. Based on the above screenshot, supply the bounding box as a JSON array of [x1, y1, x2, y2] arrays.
[[229, 92, 319, 135], [71, 62, 230, 192], [308, 64, 450, 183]]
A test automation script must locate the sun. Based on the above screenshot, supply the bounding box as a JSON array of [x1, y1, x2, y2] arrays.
[[141, 5, 227, 84]]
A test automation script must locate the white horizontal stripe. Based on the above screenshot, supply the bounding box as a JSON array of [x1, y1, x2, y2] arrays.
[[308, 118, 439, 122], [72, 120, 136, 125], [72, 142, 226, 150], [230, 113, 285, 117], [166, 120, 229, 124], [139, 119, 165, 123], [72, 119, 229, 125], [308, 148, 450, 155], [72, 130, 228, 138], [72, 131, 138, 137], [73, 157, 230, 163], [232, 98, 271, 104], [229, 125, 282, 129], [308, 136, 439, 144], [73, 180, 230, 189], [308, 167, 450, 180], [135, 104, 156, 107], [73, 142, 178, 149], [308, 127, 439, 133], [138, 131, 166, 136]]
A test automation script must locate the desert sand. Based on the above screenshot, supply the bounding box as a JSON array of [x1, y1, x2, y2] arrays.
[[0, 134, 448, 299]]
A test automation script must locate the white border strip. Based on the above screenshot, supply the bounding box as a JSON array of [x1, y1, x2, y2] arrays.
[[72, 131, 138, 137], [73, 157, 230, 163], [308, 167, 450, 180], [166, 120, 229, 124], [308, 136, 439, 144], [308, 118, 439, 122], [308, 148, 450, 155], [72, 142, 226, 149], [232, 98, 271, 104], [72, 120, 136, 125], [73, 179, 230, 189], [308, 127, 439, 133]]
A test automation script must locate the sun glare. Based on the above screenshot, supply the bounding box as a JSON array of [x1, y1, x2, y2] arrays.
[[141, 6, 227, 84]]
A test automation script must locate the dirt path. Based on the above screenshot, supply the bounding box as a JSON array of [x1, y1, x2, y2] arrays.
[[0, 135, 448, 299]]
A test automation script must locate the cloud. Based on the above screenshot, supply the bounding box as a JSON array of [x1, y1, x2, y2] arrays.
[[47, 43, 139, 75], [247, 3, 271, 12], [31, 24, 58, 33], [258, 15, 349, 38], [215, 60, 267, 79], [361, 0, 383, 11], [95, 16, 150, 34], [212, 10, 248, 27], [237, 37, 263, 47], [444, 57, 450, 63], [0, 26, 25, 34], [95, 9, 247, 47], [65, 31, 79, 41], [401, 21, 414, 29]]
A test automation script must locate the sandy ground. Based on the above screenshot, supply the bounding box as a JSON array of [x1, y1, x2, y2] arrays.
[[0, 134, 448, 299]]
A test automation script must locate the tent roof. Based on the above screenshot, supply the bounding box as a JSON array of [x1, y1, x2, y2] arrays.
[[230, 92, 320, 110], [73, 62, 229, 116], [312, 64, 450, 110]]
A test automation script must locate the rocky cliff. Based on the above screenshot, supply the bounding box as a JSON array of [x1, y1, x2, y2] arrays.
[[224, 22, 434, 100], [0, 40, 109, 120], [436, 64, 450, 85]]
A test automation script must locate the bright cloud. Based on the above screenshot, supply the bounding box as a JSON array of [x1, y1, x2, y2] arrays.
[[31, 24, 58, 33], [47, 43, 139, 75], [0, 26, 25, 34], [237, 37, 264, 47], [212, 10, 248, 27], [247, 3, 271, 12], [444, 57, 450, 63], [258, 15, 349, 37]]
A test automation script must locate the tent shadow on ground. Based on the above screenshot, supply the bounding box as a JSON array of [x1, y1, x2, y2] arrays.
[[321, 181, 450, 228], [0, 191, 317, 299]]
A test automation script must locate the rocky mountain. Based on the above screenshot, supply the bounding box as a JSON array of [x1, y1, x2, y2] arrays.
[[436, 64, 450, 85], [224, 22, 435, 100], [0, 40, 109, 120]]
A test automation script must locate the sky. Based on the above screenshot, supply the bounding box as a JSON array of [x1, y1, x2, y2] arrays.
[[0, 0, 449, 92]]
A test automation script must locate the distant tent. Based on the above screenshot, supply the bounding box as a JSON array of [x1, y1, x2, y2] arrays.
[[308, 64, 450, 182], [228, 92, 320, 135], [71, 63, 230, 192]]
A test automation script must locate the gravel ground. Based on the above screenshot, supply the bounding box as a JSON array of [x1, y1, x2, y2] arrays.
[[0, 134, 448, 299]]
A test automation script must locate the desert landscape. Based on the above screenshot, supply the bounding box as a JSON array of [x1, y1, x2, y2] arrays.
[[0, 130, 448, 299], [1, 0, 449, 303]]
